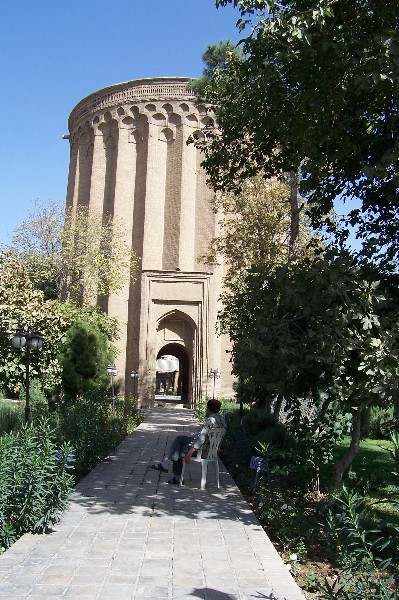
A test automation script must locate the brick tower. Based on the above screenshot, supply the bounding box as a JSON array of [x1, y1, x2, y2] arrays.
[[65, 77, 233, 406]]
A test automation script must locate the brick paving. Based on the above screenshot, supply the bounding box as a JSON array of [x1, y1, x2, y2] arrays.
[[0, 408, 305, 599]]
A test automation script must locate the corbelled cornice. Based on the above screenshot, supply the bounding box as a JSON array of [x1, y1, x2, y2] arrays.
[[68, 77, 197, 132]]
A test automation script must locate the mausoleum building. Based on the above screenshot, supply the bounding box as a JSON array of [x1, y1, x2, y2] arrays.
[[65, 77, 234, 407]]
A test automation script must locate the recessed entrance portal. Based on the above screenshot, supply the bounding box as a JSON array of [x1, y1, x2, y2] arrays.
[[156, 344, 190, 404]]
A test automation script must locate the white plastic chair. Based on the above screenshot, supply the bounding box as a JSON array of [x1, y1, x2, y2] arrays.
[[180, 427, 226, 489]]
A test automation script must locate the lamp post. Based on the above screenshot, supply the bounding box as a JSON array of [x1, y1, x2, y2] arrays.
[[10, 327, 44, 425], [130, 370, 139, 397], [208, 368, 220, 401], [107, 364, 118, 415]]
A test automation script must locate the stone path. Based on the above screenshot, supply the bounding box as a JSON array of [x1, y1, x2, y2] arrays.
[[0, 408, 305, 600]]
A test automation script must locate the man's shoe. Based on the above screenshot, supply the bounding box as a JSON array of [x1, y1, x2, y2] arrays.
[[149, 463, 168, 473], [167, 477, 182, 485]]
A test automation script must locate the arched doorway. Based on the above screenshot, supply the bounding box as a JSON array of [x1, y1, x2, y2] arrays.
[[156, 343, 190, 404]]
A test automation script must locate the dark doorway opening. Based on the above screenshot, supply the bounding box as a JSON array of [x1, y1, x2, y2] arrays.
[[156, 344, 190, 404]]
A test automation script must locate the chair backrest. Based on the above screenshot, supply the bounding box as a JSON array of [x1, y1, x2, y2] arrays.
[[202, 427, 226, 461]]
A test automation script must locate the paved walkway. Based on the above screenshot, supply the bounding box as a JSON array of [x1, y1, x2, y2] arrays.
[[0, 408, 305, 600]]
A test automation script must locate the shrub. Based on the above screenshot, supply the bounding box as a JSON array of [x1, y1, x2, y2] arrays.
[[242, 408, 278, 436], [221, 409, 256, 488], [363, 404, 395, 440], [60, 320, 112, 398], [19, 380, 49, 423], [254, 484, 320, 558], [115, 394, 142, 433], [0, 420, 74, 550], [58, 391, 129, 480], [0, 400, 23, 435], [322, 485, 399, 599]]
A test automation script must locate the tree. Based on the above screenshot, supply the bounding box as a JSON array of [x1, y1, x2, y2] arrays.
[[198, 0, 399, 268], [0, 251, 119, 396], [60, 320, 113, 398], [0, 252, 64, 394], [219, 252, 399, 487], [191, 44, 318, 273], [189, 40, 241, 97], [6, 200, 138, 302], [6, 200, 64, 300], [203, 175, 313, 284]]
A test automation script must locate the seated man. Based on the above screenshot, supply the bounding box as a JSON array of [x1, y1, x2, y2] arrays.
[[150, 399, 226, 485]]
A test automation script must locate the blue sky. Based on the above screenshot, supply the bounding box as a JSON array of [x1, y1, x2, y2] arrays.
[[0, 0, 240, 243]]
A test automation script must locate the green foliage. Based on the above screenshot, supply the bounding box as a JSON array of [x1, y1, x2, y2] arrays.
[[0, 420, 74, 550], [61, 205, 139, 303], [190, 37, 314, 274], [220, 252, 399, 486], [6, 199, 64, 300], [202, 176, 315, 286], [329, 437, 397, 505], [58, 392, 130, 480], [223, 403, 399, 596], [0, 251, 119, 397], [56, 301, 119, 345], [242, 408, 278, 435], [322, 573, 398, 600], [204, 0, 399, 268], [302, 573, 323, 594], [6, 200, 138, 302], [0, 401, 23, 435], [188, 40, 240, 98], [219, 408, 253, 485], [363, 404, 396, 440], [0, 252, 63, 394], [322, 485, 399, 599], [118, 393, 142, 431], [0, 388, 142, 551], [221, 253, 398, 407], [18, 380, 49, 422], [194, 398, 208, 423], [254, 408, 352, 491], [60, 320, 112, 398], [254, 484, 320, 558]]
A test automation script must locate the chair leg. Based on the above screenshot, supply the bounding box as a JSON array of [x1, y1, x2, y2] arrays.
[[215, 459, 220, 489], [201, 460, 208, 490], [180, 461, 185, 486]]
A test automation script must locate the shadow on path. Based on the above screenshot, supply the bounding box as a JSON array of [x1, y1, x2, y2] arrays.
[[0, 407, 305, 600]]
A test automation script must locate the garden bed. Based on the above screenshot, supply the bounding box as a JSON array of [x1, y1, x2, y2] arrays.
[[220, 416, 399, 599]]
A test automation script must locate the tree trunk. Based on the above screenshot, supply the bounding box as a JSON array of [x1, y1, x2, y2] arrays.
[[332, 408, 362, 488], [288, 172, 300, 255], [273, 394, 284, 422]]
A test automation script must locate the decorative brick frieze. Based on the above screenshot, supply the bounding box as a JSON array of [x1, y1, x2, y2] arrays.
[[69, 78, 198, 132]]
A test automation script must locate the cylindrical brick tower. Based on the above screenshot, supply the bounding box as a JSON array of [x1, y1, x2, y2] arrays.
[[65, 77, 233, 407]]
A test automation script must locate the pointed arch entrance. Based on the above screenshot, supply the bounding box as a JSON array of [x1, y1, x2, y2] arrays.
[[156, 344, 190, 402], [155, 309, 196, 406]]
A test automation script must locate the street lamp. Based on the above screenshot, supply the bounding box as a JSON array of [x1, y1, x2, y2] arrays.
[[107, 364, 118, 415], [208, 368, 220, 401], [10, 327, 44, 424], [130, 370, 139, 397]]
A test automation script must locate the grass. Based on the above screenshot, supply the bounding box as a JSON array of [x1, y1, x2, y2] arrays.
[[335, 437, 394, 481], [332, 436, 398, 509], [334, 437, 399, 530]]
